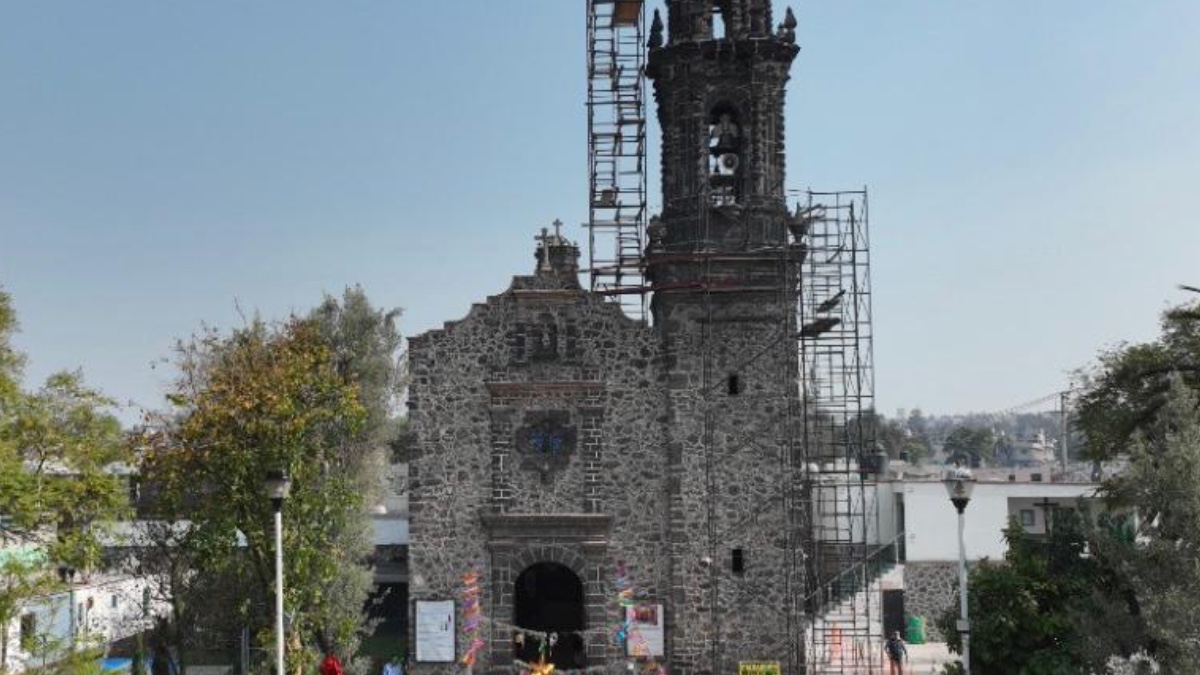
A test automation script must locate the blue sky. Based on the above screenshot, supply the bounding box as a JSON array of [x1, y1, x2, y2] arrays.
[[2, 1, 1198, 424]]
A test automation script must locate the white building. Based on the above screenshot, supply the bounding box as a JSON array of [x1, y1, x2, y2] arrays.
[[1001, 430, 1059, 466], [3, 569, 163, 673], [874, 467, 1103, 640]]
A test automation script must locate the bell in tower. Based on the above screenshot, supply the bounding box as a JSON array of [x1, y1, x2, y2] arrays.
[[643, 5, 809, 675], [645, 0, 800, 308], [708, 106, 743, 205]]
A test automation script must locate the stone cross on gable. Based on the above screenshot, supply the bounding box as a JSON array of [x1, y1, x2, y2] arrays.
[[535, 224, 557, 273], [534, 219, 577, 276], [536, 219, 566, 249]]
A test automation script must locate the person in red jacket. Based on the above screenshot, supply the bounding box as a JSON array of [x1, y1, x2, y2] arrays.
[[319, 652, 345, 675]]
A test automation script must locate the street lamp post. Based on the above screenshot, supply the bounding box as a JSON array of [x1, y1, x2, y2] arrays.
[[944, 467, 976, 675], [265, 470, 292, 675]]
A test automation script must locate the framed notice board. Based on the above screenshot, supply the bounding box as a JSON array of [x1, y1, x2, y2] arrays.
[[625, 604, 665, 657], [414, 600, 456, 663]]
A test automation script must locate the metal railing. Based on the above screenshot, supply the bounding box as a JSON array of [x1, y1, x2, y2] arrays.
[[807, 533, 904, 614]]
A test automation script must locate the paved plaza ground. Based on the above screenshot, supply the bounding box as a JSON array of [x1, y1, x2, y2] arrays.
[[897, 641, 956, 674], [815, 641, 957, 674]]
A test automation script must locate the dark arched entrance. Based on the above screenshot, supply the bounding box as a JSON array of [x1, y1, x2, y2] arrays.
[[513, 562, 586, 669]]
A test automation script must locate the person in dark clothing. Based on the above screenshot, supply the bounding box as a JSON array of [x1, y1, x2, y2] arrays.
[[884, 631, 908, 674]]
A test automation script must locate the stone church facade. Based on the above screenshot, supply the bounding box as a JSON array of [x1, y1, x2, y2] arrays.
[[408, 2, 811, 673]]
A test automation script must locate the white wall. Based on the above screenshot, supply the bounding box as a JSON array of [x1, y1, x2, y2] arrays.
[[900, 481, 1100, 562], [371, 517, 409, 546], [371, 463, 409, 546], [5, 575, 166, 673], [1007, 495, 1105, 536], [875, 481, 901, 546], [812, 477, 881, 545]]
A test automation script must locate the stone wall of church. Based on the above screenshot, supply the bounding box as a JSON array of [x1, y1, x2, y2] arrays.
[[654, 291, 805, 675], [902, 562, 959, 641], [407, 269, 672, 674], [408, 272, 810, 675], [406, 284, 503, 673]]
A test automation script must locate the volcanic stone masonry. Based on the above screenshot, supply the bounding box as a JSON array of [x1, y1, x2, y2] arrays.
[[407, 1, 810, 673], [902, 562, 960, 642]]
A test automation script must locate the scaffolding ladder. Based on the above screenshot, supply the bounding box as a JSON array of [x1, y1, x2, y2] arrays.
[[587, 0, 648, 321], [796, 189, 884, 674]]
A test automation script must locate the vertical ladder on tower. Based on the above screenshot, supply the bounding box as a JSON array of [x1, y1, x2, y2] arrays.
[[587, 0, 648, 321]]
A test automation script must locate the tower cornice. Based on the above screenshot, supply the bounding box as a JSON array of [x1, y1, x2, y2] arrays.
[[647, 37, 799, 78]]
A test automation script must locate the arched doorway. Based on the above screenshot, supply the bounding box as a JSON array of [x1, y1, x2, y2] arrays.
[[513, 562, 587, 669]]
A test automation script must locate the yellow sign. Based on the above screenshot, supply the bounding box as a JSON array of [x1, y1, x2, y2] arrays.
[[738, 662, 781, 675]]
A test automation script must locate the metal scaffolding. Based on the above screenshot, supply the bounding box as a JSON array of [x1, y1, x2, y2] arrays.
[[582, 5, 883, 671], [795, 189, 885, 675], [586, 0, 648, 321], [681, 188, 883, 675]]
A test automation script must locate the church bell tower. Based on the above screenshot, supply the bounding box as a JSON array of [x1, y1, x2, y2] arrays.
[[646, 0, 800, 311], [647, 3, 808, 674]]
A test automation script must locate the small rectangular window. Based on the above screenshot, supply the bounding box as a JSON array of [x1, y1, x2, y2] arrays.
[[128, 477, 141, 505], [727, 375, 742, 395], [1020, 510, 1036, 527], [111, 594, 119, 609], [1031, 473, 1043, 482], [731, 548, 745, 574], [20, 613, 36, 651]]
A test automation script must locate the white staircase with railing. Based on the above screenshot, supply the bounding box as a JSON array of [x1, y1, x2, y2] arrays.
[[805, 557, 903, 674]]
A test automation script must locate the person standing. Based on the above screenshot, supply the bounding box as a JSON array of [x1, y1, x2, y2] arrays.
[[884, 631, 908, 675]]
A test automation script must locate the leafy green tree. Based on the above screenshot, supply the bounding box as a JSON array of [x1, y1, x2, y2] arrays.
[[899, 436, 928, 464], [311, 286, 404, 436], [0, 287, 131, 672], [1075, 298, 1200, 460], [0, 556, 57, 672], [0, 287, 21, 405], [1, 372, 129, 564], [941, 426, 996, 467], [36, 635, 106, 675], [939, 513, 1097, 675], [1080, 379, 1200, 671], [906, 408, 928, 438], [886, 408, 933, 464], [145, 288, 403, 674], [305, 287, 404, 666], [146, 316, 366, 673], [939, 297, 1200, 674], [1073, 511, 1151, 673], [858, 411, 907, 461]]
